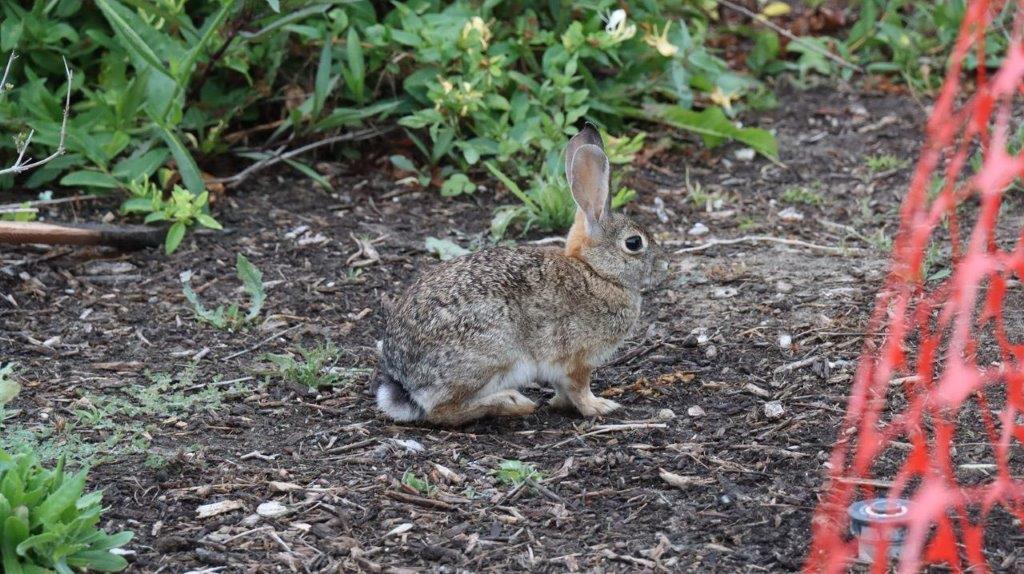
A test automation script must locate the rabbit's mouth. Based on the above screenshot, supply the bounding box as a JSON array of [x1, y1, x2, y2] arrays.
[[644, 259, 672, 290]]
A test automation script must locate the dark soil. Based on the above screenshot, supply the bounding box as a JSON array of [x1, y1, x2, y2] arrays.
[[3, 87, 1017, 572]]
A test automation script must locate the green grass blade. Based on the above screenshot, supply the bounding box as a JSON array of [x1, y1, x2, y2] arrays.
[[236, 254, 265, 322]]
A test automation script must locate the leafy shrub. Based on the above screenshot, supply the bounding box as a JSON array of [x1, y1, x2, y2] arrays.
[[1, 0, 776, 236], [0, 450, 134, 573]]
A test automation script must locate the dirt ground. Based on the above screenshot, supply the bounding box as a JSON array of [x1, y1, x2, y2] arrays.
[[3, 86, 1016, 573]]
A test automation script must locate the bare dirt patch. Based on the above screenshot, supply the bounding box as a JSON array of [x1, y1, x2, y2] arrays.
[[8, 87, 1015, 573]]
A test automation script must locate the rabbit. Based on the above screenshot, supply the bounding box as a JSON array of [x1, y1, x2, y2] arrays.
[[375, 123, 666, 426]]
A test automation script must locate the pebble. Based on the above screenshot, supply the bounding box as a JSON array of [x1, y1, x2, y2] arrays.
[[764, 400, 785, 419], [775, 280, 793, 293], [688, 222, 709, 236], [734, 148, 756, 161], [704, 345, 718, 359], [778, 333, 792, 350], [711, 287, 738, 299], [687, 405, 706, 417], [658, 408, 676, 420], [777, 207, 804, 222]]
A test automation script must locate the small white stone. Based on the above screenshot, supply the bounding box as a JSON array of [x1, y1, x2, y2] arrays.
[[256, 501, 290, 518], [389, 438, 425, 453], [658, 408, 676, 420], [704, 345, 717, 359], [778, 333, 792, 350], [734, 148, 756, 161], [687, 405, 706, 417], [711, 287, 738, 299], [775, 280, 793, 293], [764, 400, 785, 419], [688, 222, 709, 236]]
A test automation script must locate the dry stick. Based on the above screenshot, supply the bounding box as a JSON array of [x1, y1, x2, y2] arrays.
[[715, 0, 862, 73], [543, 422, 667, 450], [0, 56, 73, 176], [675, 235, 852, 255], [211, 126, 395, 189], [222, 324, 303, 361], [0, 194, 97, 211]]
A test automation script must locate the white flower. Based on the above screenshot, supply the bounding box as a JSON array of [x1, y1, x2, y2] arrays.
[[605, 8, 627, 33]]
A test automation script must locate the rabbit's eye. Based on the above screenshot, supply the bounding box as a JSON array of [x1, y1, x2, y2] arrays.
[[624, 235, 644, 252]]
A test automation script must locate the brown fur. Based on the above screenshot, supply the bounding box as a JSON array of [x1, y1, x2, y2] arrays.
[[564, 212, 591, 258], [375, 123, 667, 426]]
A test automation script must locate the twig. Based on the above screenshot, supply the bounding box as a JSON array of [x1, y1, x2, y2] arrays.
[[0, 195, 97, 211], [715, 0, 862, 73], [0, 56, 73, 176], [542, 422, 667, 450], [222, 324, 302, 361], [674, 235, 853, 255], [0, 51, 16, 98], [384, 490, 455, 511], [773, 355, 820, 374], [211, 126, 394, 189]]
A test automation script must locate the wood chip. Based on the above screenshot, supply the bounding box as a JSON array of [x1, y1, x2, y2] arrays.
[[659, 468, 713, 489], [196, 499, 244, 518]]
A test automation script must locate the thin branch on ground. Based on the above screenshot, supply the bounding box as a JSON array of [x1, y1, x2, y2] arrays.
[[0, 194, 96, 212], [211, 126, 395, 189], [0, 56, 73, 177], [675, 235, 855, 255], [715, 0, 862, 73]]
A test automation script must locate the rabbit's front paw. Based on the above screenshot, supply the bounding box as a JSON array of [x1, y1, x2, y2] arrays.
[[577, 396, 621, 417]]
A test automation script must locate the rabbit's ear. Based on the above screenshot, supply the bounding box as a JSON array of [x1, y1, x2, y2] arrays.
[[569, 143, 611, 235], [564, 122, 604, 185]]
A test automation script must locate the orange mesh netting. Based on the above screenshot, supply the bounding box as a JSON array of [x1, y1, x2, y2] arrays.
[[804, 1, 1024, 572]]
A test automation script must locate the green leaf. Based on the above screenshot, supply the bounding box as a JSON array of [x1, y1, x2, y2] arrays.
[[194, 213, 222, 230], [154, 125, 205, 197], [313, 38, 332, 117], [440, 173, 474, 197], [344, 27, 365, 104], [165, 221, 186, 254], [314, 99, 402, 130], [112, 149, 170, 180], [66, 550, 128, 572], [33, 468, 87, 528], [0, 374, 20, 407], [95, 0, 173, 79], [265, 0, 280, 13], [424, 237, 470, 261], [121, 198, 154, 214], [389, 155, 418, 173], [633, 105, 778, 161], [3, 516, 29, 574], [235, 254, 265, 322], [59, 171, 122, 189], [283, 159, 333, 190]]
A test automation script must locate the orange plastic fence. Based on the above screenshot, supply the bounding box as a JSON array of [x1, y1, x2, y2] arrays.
[[805, 1, 1024, 572]]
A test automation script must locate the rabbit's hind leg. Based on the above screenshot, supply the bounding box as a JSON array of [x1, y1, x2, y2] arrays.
[[426, 389, 537, 426]]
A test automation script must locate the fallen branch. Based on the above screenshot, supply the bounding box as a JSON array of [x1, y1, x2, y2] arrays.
[[715, 0, 862, 73], [0, 221, 164, 249], [675, 235, 854, 255], [0, 55, 73, 176], [211, 126, 394, 189]]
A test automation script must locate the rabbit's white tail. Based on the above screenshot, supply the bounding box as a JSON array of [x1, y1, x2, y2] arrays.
[[375, 373, 425, 421]]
